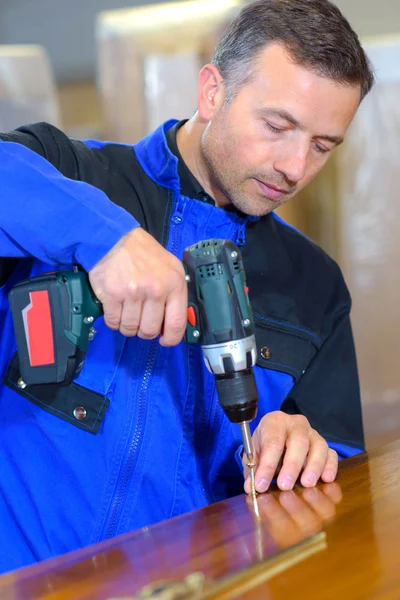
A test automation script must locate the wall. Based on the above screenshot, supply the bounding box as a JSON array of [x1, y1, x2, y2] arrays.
[[0, 0, 172, 83], [0, 0, 399, 83]]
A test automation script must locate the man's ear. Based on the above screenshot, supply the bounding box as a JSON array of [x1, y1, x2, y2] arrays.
[[197, 64, 225, 121]]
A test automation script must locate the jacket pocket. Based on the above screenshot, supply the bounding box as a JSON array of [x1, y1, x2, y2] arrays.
[[3, 352, 110, 434], [254, 315, 321, 382]]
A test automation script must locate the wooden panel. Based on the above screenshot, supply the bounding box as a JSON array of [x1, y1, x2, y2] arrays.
[[2, 440, 400, 599]]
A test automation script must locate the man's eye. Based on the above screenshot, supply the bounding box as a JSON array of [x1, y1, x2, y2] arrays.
[[315, 143, 329, 154], [266, 122, 284, 133]]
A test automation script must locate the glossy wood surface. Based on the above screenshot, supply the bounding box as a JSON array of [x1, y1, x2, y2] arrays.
[[2, 440, 400, 600]]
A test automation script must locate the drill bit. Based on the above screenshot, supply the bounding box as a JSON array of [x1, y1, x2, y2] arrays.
[[240, 421, 257, 499]]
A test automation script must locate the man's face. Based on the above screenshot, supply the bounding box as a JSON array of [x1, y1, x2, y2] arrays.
[[201, 43, 361, 216]]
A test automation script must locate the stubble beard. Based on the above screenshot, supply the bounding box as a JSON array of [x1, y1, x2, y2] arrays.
[[201, 131, 261, 217], [200, 127, 293, 217]]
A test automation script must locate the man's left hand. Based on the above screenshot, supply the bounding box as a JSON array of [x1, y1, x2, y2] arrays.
[[243, 411, 338, 494]]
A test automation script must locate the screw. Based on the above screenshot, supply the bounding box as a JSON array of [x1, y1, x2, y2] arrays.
[[193, 330, 200, 338], [185, 275, 191, 282], [231, 251, 238, 259], [88, 327, 96, 341], [243, 319, 251, 327], [261, 347, 272, 360], [17, 377, 27, 390], [73, 407, 87, 421], [84, 316, 94, 324]]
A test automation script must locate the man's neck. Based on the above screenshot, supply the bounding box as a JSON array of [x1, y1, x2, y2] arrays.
[[176, 115, 230, 208]]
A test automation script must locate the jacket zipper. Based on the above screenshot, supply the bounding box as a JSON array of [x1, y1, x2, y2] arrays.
[[171, 195, 185, 228], [105, 339, 157, 539], [105, 195, 185, 538]]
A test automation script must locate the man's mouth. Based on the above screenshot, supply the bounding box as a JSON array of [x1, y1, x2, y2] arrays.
[[254, 179, 290, 201]]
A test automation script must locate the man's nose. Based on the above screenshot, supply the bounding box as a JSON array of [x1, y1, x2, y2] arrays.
[[273, 144, 309, 184]]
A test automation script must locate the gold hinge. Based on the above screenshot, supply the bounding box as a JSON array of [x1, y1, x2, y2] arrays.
[[109, 531, 326, 600], [108, 571, 208, 600]]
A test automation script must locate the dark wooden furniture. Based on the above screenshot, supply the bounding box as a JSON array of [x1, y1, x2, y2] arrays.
[[1, 440, 399, 599]]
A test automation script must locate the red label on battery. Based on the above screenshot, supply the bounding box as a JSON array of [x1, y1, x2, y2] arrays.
[[22, 291, 55, 367]]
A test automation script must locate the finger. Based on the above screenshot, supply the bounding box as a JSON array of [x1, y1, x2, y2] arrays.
[[254, 413, 288, 493], [300, 432, 329, 488], [160, 285, 188, 347], [243, 446, 262, 494], [244, 467, 259, 495], [137, 298, 165, 340], [320, 482, 343, 505], [321, 449, 339, 483], [243, 460, 249, 481], [276, 419, 311, 491], [244, 472, 252, 495], [103, 300, 123, 331], [301, 487, 336, 522], [242, 448, 249, 479], [119, 294, 142, 337], [243, 465, 254, 495]]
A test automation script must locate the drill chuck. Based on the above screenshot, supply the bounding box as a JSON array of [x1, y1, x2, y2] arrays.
[[215, 369, 258, 424]]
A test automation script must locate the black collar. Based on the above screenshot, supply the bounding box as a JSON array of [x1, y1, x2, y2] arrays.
[[165, 121, 215, 205]]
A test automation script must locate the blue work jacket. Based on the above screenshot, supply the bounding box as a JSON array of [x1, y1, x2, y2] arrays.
[[0, 120, 364, 574]]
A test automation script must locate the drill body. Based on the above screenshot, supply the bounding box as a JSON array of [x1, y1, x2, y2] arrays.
[[183, 241, 259, 491], [183, 239, 258, 426]]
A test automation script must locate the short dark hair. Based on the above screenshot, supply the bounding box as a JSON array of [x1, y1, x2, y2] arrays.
[[212, 0, 374, 103]]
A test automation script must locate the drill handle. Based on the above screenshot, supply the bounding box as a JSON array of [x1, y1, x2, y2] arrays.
[[183, 239, 254, 346]]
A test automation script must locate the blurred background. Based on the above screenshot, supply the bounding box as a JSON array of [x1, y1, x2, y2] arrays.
[[0, 0, 399, 450]]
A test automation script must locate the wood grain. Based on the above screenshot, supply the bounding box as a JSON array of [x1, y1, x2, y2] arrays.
[[1, 441, 399, 599]]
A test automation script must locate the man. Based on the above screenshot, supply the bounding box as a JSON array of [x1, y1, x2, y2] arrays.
[[0, 0, 373, 574]]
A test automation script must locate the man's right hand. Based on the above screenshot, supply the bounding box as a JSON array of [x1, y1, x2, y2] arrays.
[[88, 227, 188, 346]]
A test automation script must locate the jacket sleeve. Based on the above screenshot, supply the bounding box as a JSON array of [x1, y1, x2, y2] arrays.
[[280, 307, 365, 456], [0, 123, 139, 273]]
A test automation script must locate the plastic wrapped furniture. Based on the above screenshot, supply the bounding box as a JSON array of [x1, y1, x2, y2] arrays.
[[0, 45, 61, 131], [337, 37, 400, 448], [96, 0, 241, 143]]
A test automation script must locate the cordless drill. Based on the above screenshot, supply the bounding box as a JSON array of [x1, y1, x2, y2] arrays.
[[183, 239, 258, 487], [8, 239, 258, 489]]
